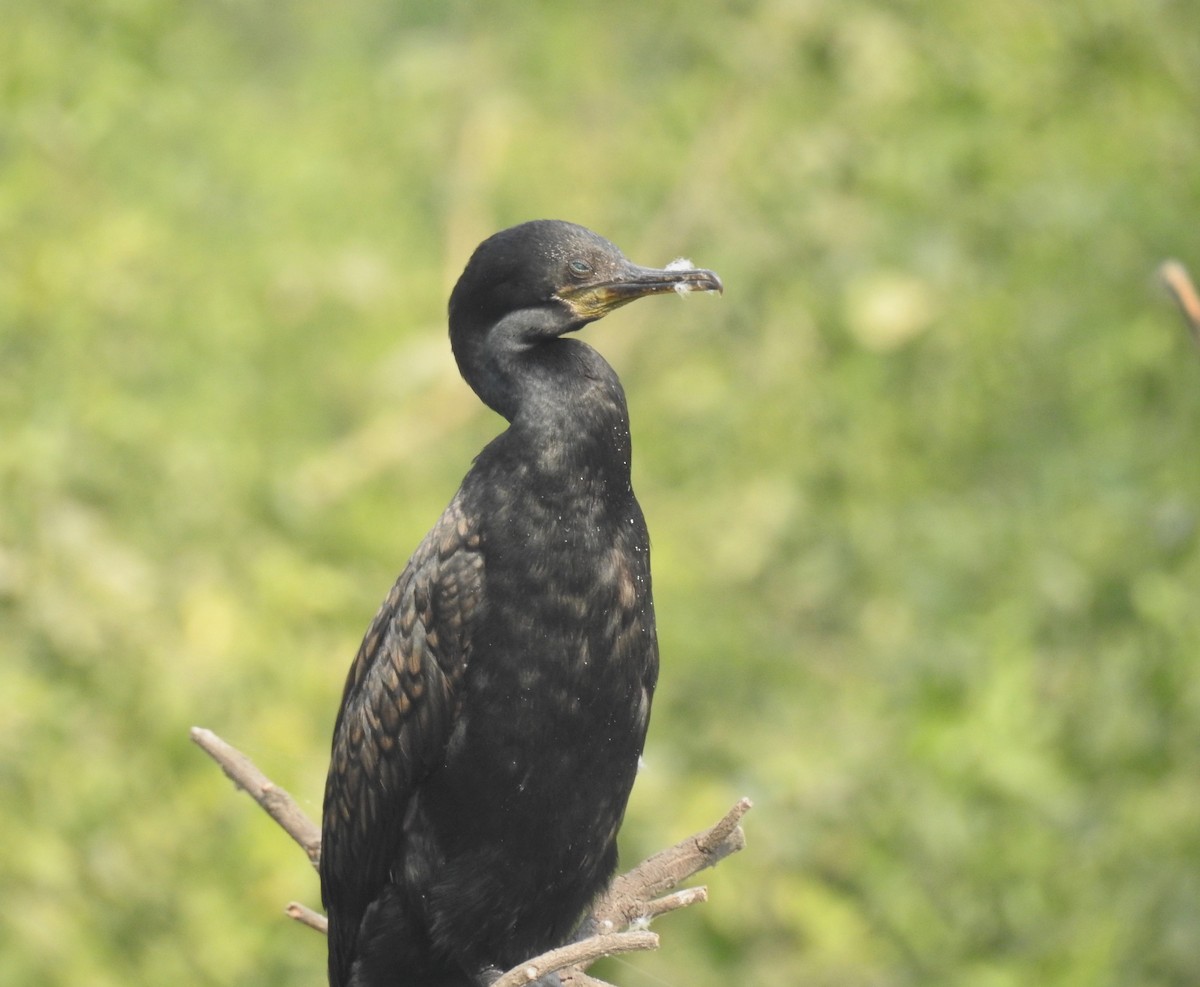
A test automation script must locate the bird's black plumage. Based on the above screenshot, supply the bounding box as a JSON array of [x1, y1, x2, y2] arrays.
[[320, 220, 722, 987]]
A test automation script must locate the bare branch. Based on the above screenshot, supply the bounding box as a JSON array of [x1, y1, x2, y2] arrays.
[[189, 726, 322, 869], [512, 799, 752, 985], [1159, 259, 1200, 347], [558, 973, 619, 987], [591, 797, 751, 930], [491, 932, 658, 987], [286, 901, 329, 934], [193, 727, 750, 985], [642, 885, 709, 921]]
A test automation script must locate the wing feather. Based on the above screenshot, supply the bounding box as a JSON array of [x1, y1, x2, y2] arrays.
[[320, 493, 483, 986]]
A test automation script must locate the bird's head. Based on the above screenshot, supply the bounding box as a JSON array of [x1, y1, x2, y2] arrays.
[[450, 220, 722, 337], [448, 220, 721, 419]]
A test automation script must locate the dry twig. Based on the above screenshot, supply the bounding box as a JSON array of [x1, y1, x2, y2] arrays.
[[191, 726, 750, 984], [1159, 259, 1200, 348], [285, 900, 329, 934], [490, 931, 658, 987], [189, 727, 321, 868]]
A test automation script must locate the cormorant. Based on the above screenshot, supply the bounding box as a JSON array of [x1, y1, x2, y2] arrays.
[[320, 220, 722, 987]]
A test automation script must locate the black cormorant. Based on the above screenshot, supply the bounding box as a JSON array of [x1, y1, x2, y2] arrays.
[[320, 220, 722, 987]]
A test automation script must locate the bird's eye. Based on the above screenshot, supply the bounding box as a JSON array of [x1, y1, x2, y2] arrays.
[[568, 259, 592, 278]]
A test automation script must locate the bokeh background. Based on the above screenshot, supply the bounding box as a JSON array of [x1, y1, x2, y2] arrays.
[[3, 2, 1199, 985]]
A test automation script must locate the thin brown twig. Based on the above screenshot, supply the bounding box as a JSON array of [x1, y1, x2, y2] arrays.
[[642, 886, 709, 921], [286, 901, 329, 934], [1159, 260, 1200, 347], [189, 726, 322, 869], [558, 973, 619, 987], [591, 797, 750, 931], [491, 931, 659, 987]]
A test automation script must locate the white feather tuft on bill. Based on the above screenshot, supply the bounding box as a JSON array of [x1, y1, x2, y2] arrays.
[[666, 257, 697, 295]]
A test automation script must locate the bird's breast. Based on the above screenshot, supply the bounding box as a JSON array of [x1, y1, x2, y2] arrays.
[[427, 470, 657, 863]]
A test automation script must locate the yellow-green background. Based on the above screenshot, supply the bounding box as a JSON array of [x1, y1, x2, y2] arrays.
[[3, 2, 1199, 985]]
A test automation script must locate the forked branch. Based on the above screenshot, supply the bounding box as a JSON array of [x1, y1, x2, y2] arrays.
[[191, 726, 750, 985]]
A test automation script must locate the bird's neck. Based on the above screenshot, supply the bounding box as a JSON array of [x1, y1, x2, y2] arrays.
[[515, 341, 635, 490], [467, 338, 633, 495]]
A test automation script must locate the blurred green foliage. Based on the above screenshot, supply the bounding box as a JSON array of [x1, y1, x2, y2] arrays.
[[3, 1, 1199, 985]]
